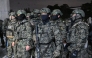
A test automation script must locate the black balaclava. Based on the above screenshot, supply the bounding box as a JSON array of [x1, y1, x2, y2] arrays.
[[41, 14, 50, 25], [51, 14, 59, 20], [17, 14, 26, 21]]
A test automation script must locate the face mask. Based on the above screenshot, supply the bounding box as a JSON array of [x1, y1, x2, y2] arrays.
[[70, 14, 81, 26], [17, 14, 26, 21], [51, 15, 58, 20], [41, 15, 49, 24], [41, 15, 49, 21], [71, 13, 82, 21]]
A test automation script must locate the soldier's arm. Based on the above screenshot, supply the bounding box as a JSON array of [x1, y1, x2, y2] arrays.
[[79, 24, 89, 39], [25, 22, 34, 47], [68, 28, 76, 52], [54, 22, 66, 51], [53, 27, 62, 57], [12, 32, 18, 46], [68, 24, 88, 52], [76, 25, 88, 51], [61, 22, 67, 36]]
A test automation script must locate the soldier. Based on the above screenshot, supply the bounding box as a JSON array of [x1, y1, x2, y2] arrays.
[[12, 10, 34, 58], [26, 10, 41, 58], [68, 9, 89, 58], [26, 12, 35, 58], [31, 9, 41, 45], [32, 9, 41, 25], [34, 7, 56, 58], [32, 9, 41, 37], [26, 13, 34, 26], [5, 12, 17, 58], [51, 9, 66, 58]]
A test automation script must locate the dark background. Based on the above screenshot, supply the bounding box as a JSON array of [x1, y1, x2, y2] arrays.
[[10, 0, 91, 11]]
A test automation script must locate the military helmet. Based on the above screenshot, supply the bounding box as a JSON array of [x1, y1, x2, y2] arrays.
[[51, 9, 63, 16], [17, 10, 26, 15], [26, 13, 31, 16], [21, 10, 26, 15], [33, 9, 40, 14], [72, 9, 85, 17], [17, 10, 23, 15], [9, 12, 16, 17], [40, 7, 51, 13]]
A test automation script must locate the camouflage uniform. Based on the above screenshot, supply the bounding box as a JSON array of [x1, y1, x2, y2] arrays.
[[34, 8, 56, 58], [37, 22, 56, 58], [13, 10, 34, 58], [26, 13, 34, 29], [51, 9, 66, 58], [50, 20, 67, 58], [27, 12, 35, 57], [6, 12, 17, 58], [30, 9, 41, 58], [13, 20, 33, 58], [68, 9, 89, 58]]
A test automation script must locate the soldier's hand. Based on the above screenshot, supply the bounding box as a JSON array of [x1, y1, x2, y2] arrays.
[[26, 45, 31, 51], [12, 42, 15, 46]]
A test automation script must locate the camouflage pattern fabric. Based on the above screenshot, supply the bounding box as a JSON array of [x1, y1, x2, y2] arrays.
[[50, 18, 66, 58], [68, 20, 89, 58], [34, 21, 55, 58], [6, 20, 17, 58], [13, 20, 33, 58]]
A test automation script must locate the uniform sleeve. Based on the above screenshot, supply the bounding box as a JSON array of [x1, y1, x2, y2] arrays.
[[54, 22, 66, 51], [25, 22, 34, 47], [68, 27, 76, 52], [52, 23, 66, 57], [13, 32, 18, 42], [60, 22, 67, 40], [53, 27, 62, 51]]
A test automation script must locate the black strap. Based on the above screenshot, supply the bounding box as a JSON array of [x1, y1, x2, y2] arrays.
[[40, 38, 55, 58], [16, 20, 28, 28]]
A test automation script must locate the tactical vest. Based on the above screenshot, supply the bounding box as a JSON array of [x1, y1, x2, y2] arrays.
[[15, 20, 30, 39], [37, 22, 53, 43], [6, 21, 16, 39]]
